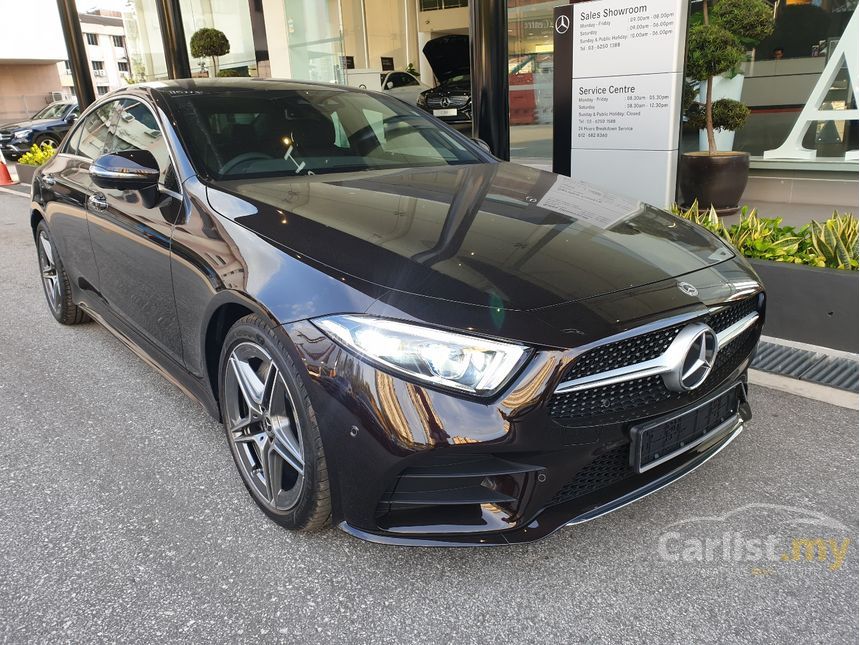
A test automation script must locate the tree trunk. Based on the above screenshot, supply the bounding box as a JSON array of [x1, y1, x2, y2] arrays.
[[705, 76, 717, 154], [702, 0, 716, 154], [211, 56, 218, 77]]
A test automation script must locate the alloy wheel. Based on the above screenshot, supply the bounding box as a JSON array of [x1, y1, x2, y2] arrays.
[[223, 341, 305, 511], [38, 231, 61, 312]]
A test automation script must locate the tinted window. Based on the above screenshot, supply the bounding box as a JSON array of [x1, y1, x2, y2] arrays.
[[32, 103, 70, 120], [71, 101, 122, 159], [390, 72, 418, 88], [114, 100, 177, 191], [167, 88, 482, 179]]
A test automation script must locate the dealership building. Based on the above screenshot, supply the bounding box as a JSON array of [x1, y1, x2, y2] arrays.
[[55, 0, 856, 217]]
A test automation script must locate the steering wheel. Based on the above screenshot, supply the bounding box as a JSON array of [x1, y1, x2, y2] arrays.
[[220, 152, 275, 175]]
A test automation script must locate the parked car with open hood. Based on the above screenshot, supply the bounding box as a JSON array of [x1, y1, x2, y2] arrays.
[[0, 101, 78, 160], [417, 35, 471, 128]]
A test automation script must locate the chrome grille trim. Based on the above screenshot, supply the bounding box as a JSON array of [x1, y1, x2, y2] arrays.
[[554, 311, 759, 394]]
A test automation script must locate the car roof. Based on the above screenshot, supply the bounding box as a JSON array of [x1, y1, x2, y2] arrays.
[[130, 77, 356, 96]]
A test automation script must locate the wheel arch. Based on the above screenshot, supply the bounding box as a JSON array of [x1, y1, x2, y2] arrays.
[[201, 292, 287, 417], [30, 206, 46, 239]]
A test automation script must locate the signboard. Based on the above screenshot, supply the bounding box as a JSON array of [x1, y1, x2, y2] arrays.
[[553, 0, 689, 207], [340, 56, 355, 70], [380, 57, 395, 71]]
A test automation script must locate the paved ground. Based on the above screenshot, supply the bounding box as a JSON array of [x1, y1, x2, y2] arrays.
[[1, 191, 857, 644]]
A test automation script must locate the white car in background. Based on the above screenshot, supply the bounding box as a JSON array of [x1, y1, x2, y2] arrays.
[[344, 69, 430, 107]]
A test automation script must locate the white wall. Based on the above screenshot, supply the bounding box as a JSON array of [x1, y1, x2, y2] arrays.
[[0, 0, 67, 63]]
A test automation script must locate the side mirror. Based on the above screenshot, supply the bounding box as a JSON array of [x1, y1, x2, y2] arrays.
[[90, 150, 159, 191], [67, 113, 78, 123], [386, 81, 394, 89], [471, 138, 493, 155]]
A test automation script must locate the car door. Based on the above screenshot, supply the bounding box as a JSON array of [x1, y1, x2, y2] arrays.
[[84, 98, 185, 363], [40, 100, 123, 305]]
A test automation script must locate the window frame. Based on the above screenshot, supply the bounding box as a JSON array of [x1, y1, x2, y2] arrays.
[[85, 33, 98, 46], [59, 94, 184, 200]]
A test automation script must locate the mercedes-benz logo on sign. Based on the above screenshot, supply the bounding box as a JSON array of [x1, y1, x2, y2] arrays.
[[677, 281, 698, 297], [662, 323, 719, 392], [440, 97, 451, 108], [555, 14, 570, 34]]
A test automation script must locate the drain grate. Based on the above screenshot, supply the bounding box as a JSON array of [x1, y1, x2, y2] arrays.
[[751, 341, 859, 392]]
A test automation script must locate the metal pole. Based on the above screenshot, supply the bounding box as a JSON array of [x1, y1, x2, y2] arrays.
[[154, 0, 192, 79], [56, 0, 96, 109], [469, 0, 510, 160]]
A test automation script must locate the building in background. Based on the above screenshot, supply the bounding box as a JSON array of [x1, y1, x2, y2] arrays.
[[0, 0, 68, 122], [58, 10, 131, 98]]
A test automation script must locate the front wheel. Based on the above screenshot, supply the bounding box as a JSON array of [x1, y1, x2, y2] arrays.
[[219, 314, 331, 531]]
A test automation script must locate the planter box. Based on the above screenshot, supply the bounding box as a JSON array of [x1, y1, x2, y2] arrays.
[[750, 259, 858, 353], [14, 163, 36, 185]]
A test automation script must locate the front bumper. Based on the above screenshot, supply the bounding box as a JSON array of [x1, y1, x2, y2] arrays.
[[284, 288, 763, 546], [0, 138, 32, 158]]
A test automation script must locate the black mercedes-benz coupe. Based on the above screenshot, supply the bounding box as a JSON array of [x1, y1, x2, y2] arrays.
[[29, 79, 764, 546]]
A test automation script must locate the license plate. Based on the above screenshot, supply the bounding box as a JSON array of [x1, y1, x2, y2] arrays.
[[433, 108, 458, 117], [630, 385, 742, 473]]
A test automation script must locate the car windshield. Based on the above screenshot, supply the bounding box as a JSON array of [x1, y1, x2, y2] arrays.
[[32, 103, 69, 120], [166, 87, 484, 180], [442, 74, 470, 85]]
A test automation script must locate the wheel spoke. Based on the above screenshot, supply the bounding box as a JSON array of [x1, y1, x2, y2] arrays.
[[39, 235, 55, 268], [273, 439, 303, 476], [228, 354, 266, 420], [264, 443, 283, 502], [261, 362, 279, 414]]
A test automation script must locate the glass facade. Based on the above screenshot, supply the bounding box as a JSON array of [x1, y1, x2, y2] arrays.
[[123, 0, 260, 81], [507, 0, 555, 164], [113, 0, 856, 172]]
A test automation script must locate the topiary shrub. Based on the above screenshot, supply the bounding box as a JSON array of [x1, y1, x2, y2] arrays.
[[684, 0, 774, 153], [190, 28, 230, 77]]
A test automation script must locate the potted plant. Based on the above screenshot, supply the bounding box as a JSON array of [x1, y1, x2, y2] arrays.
[[190, 28, 230, 78], [675, 202, 859, 351], [14, 142, 56, 184], [678, 0, 773, 214]]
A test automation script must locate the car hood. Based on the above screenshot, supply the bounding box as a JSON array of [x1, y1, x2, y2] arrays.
[[422, 34, 470, 85], [210, 163, 736, 311], [0, 118, 61, 131]]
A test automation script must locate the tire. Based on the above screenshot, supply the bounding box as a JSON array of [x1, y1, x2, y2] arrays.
[[35, 134, 60, 149], [218, 313, 331, 531], [35, 220, 90, 325]]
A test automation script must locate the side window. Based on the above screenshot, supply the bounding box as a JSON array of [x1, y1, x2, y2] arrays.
[[113, 100, 178, 191], [401, 73, 419, 87], [73, 101, 122, 159]]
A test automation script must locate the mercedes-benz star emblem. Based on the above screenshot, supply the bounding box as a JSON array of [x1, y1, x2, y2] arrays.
[[677, 281, 699, 297], [440, 97, 451, 108], [555, 14, 570, 34], [662, 323, 719, 392]]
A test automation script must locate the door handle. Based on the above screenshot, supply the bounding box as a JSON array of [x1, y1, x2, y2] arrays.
[[87, 193, 108, 212]]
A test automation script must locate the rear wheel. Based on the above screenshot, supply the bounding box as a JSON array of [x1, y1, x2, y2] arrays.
[[35, 221, 89, 325], [219, 314, 330, 531]]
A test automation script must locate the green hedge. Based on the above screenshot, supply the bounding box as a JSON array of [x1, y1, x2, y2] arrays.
[[672, 202, 859, 271]]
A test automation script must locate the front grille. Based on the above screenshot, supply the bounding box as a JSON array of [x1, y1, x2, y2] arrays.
[[548, 445, 634, 505], [564, 325, 683, 381], [549, 324, 758, 423], [426, 95, 469, 108], [709, 297, 759, 334], [559, 296, 759, 385]]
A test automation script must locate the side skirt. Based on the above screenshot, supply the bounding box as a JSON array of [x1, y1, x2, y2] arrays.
[[78, 302, 221, 420]]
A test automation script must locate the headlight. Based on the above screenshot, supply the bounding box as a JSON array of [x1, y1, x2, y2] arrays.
[[313, 315, 528, 394], [417, 93, 427, 107], [12, 129, 32, 140]]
